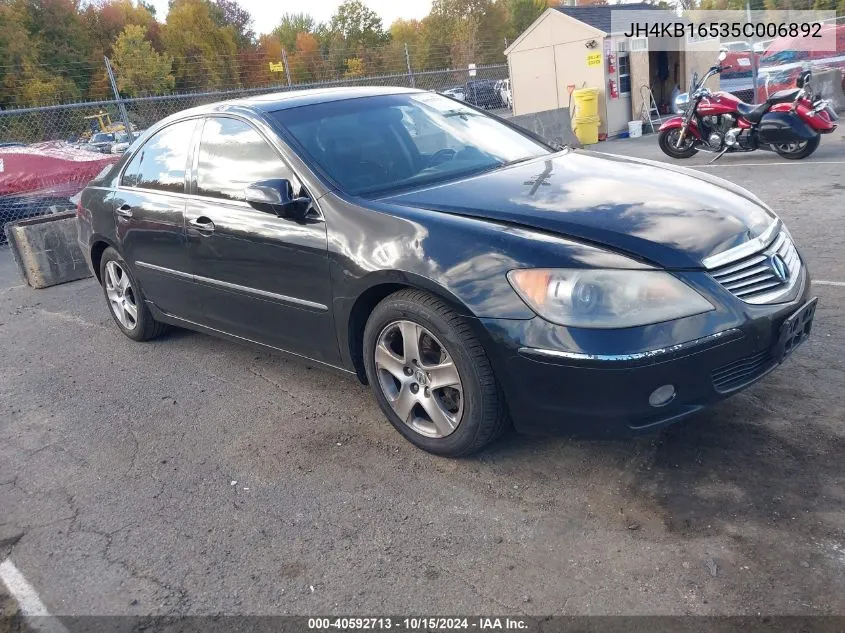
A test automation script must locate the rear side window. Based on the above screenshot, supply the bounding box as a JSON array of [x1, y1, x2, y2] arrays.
[[122, 119, 195, 193], [196, 117, 295, 202]]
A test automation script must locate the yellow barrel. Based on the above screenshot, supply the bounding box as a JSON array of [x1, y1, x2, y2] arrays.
[[572, 87, 600, 118], [572, 114, 600, 145]]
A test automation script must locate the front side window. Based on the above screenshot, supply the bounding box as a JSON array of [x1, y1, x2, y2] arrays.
[[196, 117, 295, 202], [273, 93, 550, 197], [122, 119, 195, 192]]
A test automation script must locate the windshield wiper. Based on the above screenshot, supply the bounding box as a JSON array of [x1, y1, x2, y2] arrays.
[[501, 155, 542, 167]]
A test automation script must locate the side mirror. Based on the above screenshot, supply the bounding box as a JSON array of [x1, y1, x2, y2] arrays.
[[244, 179, 310, 220]]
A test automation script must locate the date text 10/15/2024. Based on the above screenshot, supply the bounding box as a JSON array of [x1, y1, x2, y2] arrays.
[[307, 617, 529, 630]]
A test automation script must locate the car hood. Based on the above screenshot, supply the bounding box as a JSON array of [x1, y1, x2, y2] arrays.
[[380, 150, 777, 269]]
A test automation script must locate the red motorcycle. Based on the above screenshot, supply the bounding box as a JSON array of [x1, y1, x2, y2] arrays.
[[658, 51, 838, 161]]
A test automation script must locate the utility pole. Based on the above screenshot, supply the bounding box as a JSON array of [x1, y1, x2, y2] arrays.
[[281, 49, 292, 87], [404, 43, 415, 88], [104, 56, 134, 141], [747, 1, 759, 103]]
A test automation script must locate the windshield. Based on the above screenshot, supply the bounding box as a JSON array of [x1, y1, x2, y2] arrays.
[[91, 133, 113, 143], [273, 93, 550, 196]]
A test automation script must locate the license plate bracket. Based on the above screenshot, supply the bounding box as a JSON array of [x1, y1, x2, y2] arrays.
[[773, 297, 817, 363]]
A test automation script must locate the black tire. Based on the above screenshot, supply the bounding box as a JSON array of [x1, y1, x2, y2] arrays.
[[363, 289, 509, 457], [772, 135, 820, 160], [658, 127, 699, 159], [99, 247, 167, 341]]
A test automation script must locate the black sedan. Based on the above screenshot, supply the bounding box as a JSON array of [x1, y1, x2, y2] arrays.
[[77, 87, 815, 456], [464, 80, 505, 109]]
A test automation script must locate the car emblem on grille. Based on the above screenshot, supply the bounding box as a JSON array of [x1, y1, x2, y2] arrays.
[[770, 254, 789, 282]]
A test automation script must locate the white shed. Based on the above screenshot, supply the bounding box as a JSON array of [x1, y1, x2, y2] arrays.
[[505, 5, 712, 137]]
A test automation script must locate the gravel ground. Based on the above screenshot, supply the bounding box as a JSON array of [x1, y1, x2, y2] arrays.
[[0, 131, 843, 618]]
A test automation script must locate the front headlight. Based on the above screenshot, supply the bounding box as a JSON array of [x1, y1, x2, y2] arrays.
[[507, 269, 714, 329]]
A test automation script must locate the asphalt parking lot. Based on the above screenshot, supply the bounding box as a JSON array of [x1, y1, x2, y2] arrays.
[[1, 131, 844, 618]]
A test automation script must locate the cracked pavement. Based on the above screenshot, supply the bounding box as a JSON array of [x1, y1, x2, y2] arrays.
[[1, 135, 844, 616]]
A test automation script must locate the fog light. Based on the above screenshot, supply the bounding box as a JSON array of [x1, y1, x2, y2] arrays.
[[649, 384, 676, 407]]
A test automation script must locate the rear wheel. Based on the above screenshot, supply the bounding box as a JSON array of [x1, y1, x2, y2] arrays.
[[363, 289, 509, 457], [99, 247, 167, 341], [772, 135, 820, 159], [658, 127, 698, 159]]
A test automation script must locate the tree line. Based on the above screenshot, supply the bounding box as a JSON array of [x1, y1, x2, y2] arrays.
[[1, 0, 841, 109], [0, 0, 564, 108]]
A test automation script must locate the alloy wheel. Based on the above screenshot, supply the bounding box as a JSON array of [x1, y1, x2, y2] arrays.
[[104, 260, 138, 330], [374, 320, 464, 439], [774, 141, 807, 154]]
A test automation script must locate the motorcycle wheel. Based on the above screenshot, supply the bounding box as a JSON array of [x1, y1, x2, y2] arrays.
[[658, 128, 698, 159], [772, 136, 820, 160]]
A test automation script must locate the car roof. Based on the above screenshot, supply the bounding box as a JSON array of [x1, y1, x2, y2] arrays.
[[141, 86, 432, 143], [165, 86, 422, 121]]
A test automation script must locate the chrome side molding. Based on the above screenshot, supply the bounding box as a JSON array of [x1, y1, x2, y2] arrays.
[[135, 260, 328, 311]]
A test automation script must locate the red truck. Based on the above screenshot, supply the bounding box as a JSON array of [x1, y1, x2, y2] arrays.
[[756, 23, 845, 103]]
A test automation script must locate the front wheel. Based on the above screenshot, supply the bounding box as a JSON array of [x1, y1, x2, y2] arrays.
[[658, 127, 699, 159], [772, 135, 820, 159], [363, 289, 509, 457]]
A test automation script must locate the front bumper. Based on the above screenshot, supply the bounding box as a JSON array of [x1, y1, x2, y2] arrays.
[[481, 268, 814, 438]]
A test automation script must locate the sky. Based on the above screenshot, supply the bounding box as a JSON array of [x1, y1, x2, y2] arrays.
[[148, 0, 434, 34]]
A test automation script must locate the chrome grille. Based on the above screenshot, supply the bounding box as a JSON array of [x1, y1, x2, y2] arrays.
[[707, 225, 801, 304]]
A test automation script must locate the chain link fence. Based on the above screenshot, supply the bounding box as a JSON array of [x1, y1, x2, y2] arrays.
[[0, 62, 509, 235], [0, 63, 510, 144]]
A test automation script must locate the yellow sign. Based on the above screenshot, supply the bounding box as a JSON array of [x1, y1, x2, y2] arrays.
[[586, 52, 602, 67], [268, 61, 285, 72]]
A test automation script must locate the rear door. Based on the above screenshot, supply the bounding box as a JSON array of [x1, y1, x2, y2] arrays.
[[185, 115, 338, 364], [115, 118, 204, 321]]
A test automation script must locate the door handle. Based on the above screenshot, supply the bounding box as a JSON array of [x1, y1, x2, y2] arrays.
[[189, 217, 215, 233], [116, 204, 133, 218]]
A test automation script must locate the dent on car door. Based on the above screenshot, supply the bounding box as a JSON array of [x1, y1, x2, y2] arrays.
[[114, 118, 204, 320], [185, 116, 338, 363]]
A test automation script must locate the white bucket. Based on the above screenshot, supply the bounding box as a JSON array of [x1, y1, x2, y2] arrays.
[[628, 120, 643, 138]]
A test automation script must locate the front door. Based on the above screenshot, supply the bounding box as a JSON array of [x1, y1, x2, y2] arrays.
[[185, 116, 338, 364], [115, 118, 203, 321]]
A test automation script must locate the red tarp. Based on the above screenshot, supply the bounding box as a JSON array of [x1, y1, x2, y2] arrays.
[[0, 142, 119, 198]]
